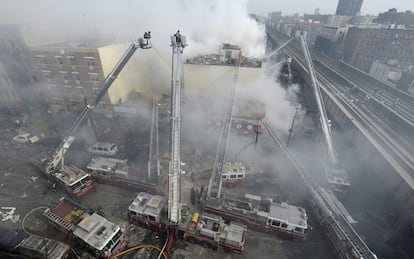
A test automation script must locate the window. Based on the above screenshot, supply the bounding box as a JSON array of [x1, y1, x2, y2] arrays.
[[148, 215, 156, 221], [225, 50, 232, 60], [271, 220, 281, 227], [281, 223, 288, 228], [67, 56, 76, 65], [36, 55, 47, 65], [42, 70, 52, 81], [72, 72, 80, 81], [60, 71, 68, 80], [295, 227, 304, 233], [237, 174, 244, 178], [230, 174, 237, 179], [55, 56, 63, 65], [89, 73, 99, 83], [84, 57, 95, 66]]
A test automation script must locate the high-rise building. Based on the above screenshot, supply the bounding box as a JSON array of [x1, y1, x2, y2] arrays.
[[335, 0, 363, 16], [0, 25, 32, 113], [342, 27, 414, 72]]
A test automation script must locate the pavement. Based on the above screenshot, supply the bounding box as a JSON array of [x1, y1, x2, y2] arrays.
[[0, 105, 339, 259]]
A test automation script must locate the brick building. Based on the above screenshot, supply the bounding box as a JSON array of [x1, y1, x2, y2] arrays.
[[342, 27, 414, 72], [30, 42, 109, 113]]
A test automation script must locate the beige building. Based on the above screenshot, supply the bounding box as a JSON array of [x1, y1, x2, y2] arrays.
[[30, 40, 265, 114], [183, 64, 265, 98]]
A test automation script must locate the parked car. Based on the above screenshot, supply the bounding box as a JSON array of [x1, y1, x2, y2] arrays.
[[13, 133, 39, 144], [88, 142, 118, 157]]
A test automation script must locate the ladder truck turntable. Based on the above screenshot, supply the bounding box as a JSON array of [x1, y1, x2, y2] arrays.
[[127, 192, 247, 253], [43, 197, 128, 258], [30, 32, 152, 199], [31, 141, 96, 200], [203, 192, 308, 240]]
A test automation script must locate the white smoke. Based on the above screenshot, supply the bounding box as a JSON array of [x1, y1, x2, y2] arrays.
[[1, 0, 265, 58]]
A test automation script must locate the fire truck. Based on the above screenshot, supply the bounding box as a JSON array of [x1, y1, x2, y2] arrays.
[[30, 32, 152, 199], [221, 161, 278, 187], [203, 193, 308, 240], [31, 155, 95, 200], [126, 31, 247, 255], [127, 192, 247, 253], [43, 197, 128, 258], [0, 227, 71, 259], [86, 156, 157, 193]]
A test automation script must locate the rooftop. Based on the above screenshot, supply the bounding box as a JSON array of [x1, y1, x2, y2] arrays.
[[222, 43, 241, 50], [87, 157, 128, 173], [223, 162, 247, 176], [185, 54, 262, 68], [267, 202, 308, 228], [29, 37, 115, 49], [128, 192, 166, 218], [73, 212, 120, 251], [218, 193, 307, 229], [56, 166, 90, 186]]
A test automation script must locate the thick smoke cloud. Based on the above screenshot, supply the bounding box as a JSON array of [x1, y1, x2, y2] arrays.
[[1, 0, 265, 58], [2, 0, 300, 146]]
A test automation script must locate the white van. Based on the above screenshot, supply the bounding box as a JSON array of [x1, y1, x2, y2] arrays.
[[88, 142, 118, 157]]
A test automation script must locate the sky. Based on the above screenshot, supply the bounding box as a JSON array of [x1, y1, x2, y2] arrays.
[[247, 0, 413, 16]]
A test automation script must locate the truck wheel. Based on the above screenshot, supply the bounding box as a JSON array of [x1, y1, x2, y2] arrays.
[[186, 236, 199, 245], [200, 240, 214, 249]]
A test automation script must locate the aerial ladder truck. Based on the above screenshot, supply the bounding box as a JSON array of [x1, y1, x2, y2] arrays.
[[168, 30, 185, 225], [207, 50, 241, 199], [31, 32, 152, 199], [298, 32, 350, 194], [260, 32, 377, 258], [127, 31, 247, 255], [148, 96, 160, 181]]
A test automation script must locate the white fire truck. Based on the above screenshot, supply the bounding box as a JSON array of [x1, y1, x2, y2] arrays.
[[127, 192, 247, 253], [86, 156, 157, 193], [204, 193, 308, 240], [44, 197, 128, 258]]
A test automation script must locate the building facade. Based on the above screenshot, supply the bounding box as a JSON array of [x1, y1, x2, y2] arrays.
[[336, 0, 363, 16], [327, 15, 353, 27], [369, 60, 402, 87], [374, 9, 414, 28], [397, 71, 414, 95], [0, 25, 32, 113], [0, 61, 20, 111], [342, 27, 414, 72], [295, 22, 324, 47], [30, 44, 108, 113]]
